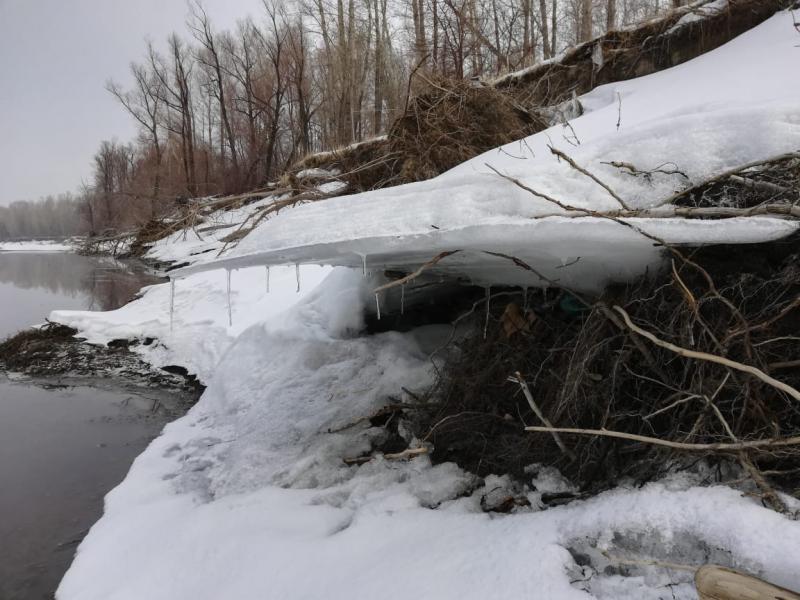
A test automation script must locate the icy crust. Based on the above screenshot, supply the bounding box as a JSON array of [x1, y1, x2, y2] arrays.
[[0, 240, 73, 252], [173, 12, 800, 292], [51, 264, 331, 383], [57, 270, 800, 600]]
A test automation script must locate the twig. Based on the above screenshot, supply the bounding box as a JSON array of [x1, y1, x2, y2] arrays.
[[612, 305, 800, 404], [549, 145, 631, 209], [656, 151, 800, 207], [373, 250, 461, 294], [343, 446, 429, 466], [601, 551, 697, 573], [508, 371, 575, 459], [525, 426, 800, 452]]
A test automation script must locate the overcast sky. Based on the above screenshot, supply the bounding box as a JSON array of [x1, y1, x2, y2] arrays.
[[0, 0, 263, 205]]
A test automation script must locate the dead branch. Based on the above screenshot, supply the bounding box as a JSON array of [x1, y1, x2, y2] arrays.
[[373, 250, 461, 294], [657, 151, 800, 208], [548, 146, 630, 210], [344, 446, 429, 465], [525, 426, 800, 452], [612, 305, 800, 404], [508, 371, 575, 459]]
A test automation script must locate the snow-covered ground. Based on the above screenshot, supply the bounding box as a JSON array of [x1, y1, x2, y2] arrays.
[[53, 10, 800, 600], [0, 240, 73, 252]]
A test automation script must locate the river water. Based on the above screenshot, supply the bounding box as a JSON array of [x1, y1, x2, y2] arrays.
[[0, 251, 174, 599]]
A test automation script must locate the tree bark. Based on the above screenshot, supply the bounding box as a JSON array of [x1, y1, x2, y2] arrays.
[[580, 0, 593, 41], [606, 0, 616, 31]]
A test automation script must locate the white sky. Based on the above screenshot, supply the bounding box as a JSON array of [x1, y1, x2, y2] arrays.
[[0, 0, 263, 205]]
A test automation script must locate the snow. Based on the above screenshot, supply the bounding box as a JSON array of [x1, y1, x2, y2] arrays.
[[668, 0, 729, 32], [296, 167, 341, 179], [0, 240, 73, 252], [52, 11, 800, 600], [52, 265, 331, 383], [172, 11, 800, 293], [56, 269, 800, 600]]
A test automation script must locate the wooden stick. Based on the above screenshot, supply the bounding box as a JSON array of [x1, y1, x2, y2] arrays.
[[612, 305, 800, 404], [695, 565, 800, 600], [373, 250, 461, 294], [509, 372, 575, 459], [343, 446, 429, 465], [549, 146, 631, 210], [525, 426, 800, 452]]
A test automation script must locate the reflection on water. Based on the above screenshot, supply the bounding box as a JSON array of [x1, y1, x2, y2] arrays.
[[0, 380, 176, 600], [0, 252, 164, 338], [0, 251, 174, 599]]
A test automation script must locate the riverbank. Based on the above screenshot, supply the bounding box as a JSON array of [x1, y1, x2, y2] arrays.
[[0, 249, 204, 600], [47, 10, 800, 599], [0, 322, 203, 395]]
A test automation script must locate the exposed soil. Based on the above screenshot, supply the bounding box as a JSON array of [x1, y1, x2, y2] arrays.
[[0, 323, 204, 399]]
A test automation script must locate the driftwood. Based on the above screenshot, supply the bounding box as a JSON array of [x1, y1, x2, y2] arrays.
[[695, 565, 800, 600]]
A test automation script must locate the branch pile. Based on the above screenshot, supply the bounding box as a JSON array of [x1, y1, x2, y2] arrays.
[[410, 154, 800, 511], [286, 0, 794, 192]]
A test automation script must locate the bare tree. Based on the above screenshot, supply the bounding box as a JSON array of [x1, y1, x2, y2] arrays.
[[149, 36, 198, 197], [107, 62, 164, 214], [189, 1, 240, 191]]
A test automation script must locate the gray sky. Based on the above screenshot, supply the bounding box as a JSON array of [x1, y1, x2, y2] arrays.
[[0, 0, 262, 205]]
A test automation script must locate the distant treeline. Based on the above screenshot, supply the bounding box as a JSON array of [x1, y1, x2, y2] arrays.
[[0, 195, 88, 241]]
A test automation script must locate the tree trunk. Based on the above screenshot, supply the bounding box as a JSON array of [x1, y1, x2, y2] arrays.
[[580, 0, 593, 41], [539, 0, 550, 59], [606, 0, 616, 31]]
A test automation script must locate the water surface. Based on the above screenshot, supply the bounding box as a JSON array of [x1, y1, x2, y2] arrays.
[[0, 251, 176, 600]]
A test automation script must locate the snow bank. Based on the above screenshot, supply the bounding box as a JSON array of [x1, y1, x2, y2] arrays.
[[52, 264, 331, 383], [53, 12, 800, 600], [0, 240, 73, 252], [58, 269, 800, 600], [173, 11, 800, 293]]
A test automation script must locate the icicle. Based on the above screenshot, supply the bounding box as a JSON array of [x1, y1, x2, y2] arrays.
[[375, 292, 382, 320], [360, 254, 367, 277], [226, 269, 233, 327], [169, 279, 175, 332], [400, 284, 405, 316], [295, 263, 301, 293], [265, 266, 270, 294], [483, 287, 491, 340]]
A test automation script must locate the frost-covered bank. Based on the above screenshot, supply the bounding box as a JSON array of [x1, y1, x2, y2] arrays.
[[52, 10, 800, 600]]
